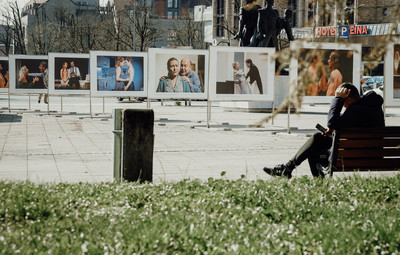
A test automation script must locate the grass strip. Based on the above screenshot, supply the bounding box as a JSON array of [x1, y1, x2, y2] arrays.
[[0, 175, 399, 254]]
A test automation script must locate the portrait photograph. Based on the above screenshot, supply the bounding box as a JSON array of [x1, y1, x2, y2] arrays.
[[9, 55, 48, 94], [290, 42, 361, 103], [90, 51, 147, 97], [48, 53, 90, 95], [393, 44, 400, 99], [148, 48, 208, 100], [0, 57, 9, 92], [208, 46, 275, 101], [384, 41, 400, 106]]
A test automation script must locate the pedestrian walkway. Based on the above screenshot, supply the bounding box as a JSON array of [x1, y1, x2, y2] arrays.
[[1, 95, 399, 183]]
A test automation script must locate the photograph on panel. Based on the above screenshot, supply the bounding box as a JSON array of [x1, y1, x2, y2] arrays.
[[394, 44, 400, 98], [216, 51, 268, 95], [54, 57, 90, 91], [0, 58, 9, 91], [97, 55, 144, 92], [14, 57, 48, 90], [298, 48, 354, 97], [154, 52, 206, 93]]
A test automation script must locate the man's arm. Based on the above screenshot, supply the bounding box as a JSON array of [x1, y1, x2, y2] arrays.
[[75, 67, 81, 77], [327, 87, 354, 129], [190, 71, 202, 93]]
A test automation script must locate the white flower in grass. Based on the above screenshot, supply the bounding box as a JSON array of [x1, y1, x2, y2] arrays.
[[81, 241, 89, 254]]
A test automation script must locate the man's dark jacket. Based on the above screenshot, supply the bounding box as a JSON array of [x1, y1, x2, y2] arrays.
[[327, 90, 385, 129], [246, 64, 263, 94]]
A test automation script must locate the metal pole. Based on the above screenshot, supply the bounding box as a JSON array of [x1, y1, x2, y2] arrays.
[[29, 94, 31, 110], [113, 108, 123, 181], [8, 88, 11, 113], [61, 95, 63, 112], [271, 101, 275, 126], [287, 105, 291, 134], [103, 97, 105, 114]]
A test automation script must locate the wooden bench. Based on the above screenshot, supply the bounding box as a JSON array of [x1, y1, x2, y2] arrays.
[[328, 126, 400, 175]]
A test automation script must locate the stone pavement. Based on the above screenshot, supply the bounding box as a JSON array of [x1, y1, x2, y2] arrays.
[[1, 94, 399, 183]]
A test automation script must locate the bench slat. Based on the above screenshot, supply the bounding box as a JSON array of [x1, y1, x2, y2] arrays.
[[339, 132, 400, 138], [338, 139, 400, 148], [335, 158, 400, 168], [337, 148, 400, 158]]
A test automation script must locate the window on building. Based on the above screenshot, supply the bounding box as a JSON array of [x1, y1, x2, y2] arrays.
[[167, 0, 173, 8], [383, 8, 388, 16], [168, 11, 173, 19], [168, 29, 176, 41]]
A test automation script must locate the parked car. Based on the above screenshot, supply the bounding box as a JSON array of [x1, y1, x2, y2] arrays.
[[361, 76, 384, 92]]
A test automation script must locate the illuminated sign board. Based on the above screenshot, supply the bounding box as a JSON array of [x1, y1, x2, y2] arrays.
[[316, 25, 369, 38]]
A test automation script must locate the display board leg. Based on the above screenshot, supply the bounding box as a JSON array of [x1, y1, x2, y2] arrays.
[[29, 94, 31, 110], [207, 100, 211, 128], [89, 94, 93, 119], [161, 99, 163, 106], [8, 91, 10, 113], [271, 101, 275, 126], [47, 95, 50, 115], [287, 106, 291, 134], [102, 97, 105, 114], [61, 95, 63, 113], [146, 98, 151, 109]]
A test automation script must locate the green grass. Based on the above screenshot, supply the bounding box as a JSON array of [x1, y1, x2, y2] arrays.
[[1, 175, 399, 254]]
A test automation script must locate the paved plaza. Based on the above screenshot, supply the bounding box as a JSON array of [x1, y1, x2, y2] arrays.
[[1, 94, 399, 183]]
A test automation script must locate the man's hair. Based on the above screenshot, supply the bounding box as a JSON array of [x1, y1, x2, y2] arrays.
[[245, 59, 252, 64], [40, 61, 47, 69], [167, 57, 178, 69], [329, 51, 340, 70], [126, 57, 132, 63], [339, 83, 360, 99]]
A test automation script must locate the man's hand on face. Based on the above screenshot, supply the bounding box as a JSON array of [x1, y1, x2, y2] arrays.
[[335, 86, 350, 99]]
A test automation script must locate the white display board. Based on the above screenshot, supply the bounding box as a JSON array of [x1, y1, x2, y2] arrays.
[[0, 57, 9, 93], [384, 40, 400, 106], [48, 53, 90, 95], [290, 41, 362, 103], [90, 51, 147, 97], [9, 55, 48, 94], [208, 46, 275, 101], [148, 48, 209, 100]]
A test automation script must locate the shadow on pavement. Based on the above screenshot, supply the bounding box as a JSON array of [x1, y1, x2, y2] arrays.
[[0, 113, 23, 123]]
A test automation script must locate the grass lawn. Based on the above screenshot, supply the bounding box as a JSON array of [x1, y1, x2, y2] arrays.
[[0, 175, 399, 254]]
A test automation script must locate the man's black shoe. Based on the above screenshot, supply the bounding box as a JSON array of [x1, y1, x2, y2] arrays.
[[263, 164, 292, 178]]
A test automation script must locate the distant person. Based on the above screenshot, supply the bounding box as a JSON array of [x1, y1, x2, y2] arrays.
[[245, 59, 262, 94], [17, 66, 30, 88], [68, 61, 81, 88], [180, 58, 202, 93], [234, 0, 261, 46], [115, 56, 129, 91], [263, 83, 384, 178], [320, 51, 343, 96], [232, 61, 250, 94], [306, 55, 326, 96], [0, 63, 7, 88], [123, 57, 135, 91], [60, 62, 70, 87], [34, 62, 49, 104], [157, 57, 190, 92]]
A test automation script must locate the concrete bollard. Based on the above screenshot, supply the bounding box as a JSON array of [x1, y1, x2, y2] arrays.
[[122, 109, 154, 182]]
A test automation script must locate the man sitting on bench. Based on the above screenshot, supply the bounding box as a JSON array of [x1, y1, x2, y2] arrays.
[[263, 83, 385, 178]]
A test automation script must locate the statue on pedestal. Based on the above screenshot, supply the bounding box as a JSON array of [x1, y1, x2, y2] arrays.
[[277, 9, 295, 44], [234, 0, 261, 47], [255, 0, 279, 49]]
